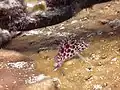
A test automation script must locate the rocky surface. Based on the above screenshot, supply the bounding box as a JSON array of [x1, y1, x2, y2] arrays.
[[0, 0, 111, 31], [0, 29, 21, 47], [1, 0, 120, 90], [0, 0, 111, 47], [0, 49, 59, 90]]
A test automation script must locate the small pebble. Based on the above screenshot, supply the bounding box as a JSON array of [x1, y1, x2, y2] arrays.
[[71, 20, 78, 24]]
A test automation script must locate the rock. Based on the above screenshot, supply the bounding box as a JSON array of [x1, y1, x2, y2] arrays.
[[0, 0, 112, 47], [24, 78, 60, 90], [0, 49, 35, 90], [108, 19, 120, 29], [0, 49, 32, 62], [0, 68, 60, 90], [0, 0, 111, 31], [0, 28, 21, 47], [0, 49, 60, 90]]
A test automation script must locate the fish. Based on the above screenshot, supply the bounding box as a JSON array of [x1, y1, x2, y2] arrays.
[[54, 37, 89, 71]]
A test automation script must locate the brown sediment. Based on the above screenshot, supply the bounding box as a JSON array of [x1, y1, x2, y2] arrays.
[[0, 49, 32, 62]]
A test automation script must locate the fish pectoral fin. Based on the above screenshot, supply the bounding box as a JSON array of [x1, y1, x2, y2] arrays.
[[53, 61, 63, 71], [75, 53, 92, 66], [75, 51, 86, 61]]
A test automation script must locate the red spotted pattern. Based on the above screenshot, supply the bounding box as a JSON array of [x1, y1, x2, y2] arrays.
[[54, 38, 89, 70]]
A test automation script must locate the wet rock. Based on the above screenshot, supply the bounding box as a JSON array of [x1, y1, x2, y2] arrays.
[[108, 19, 120, 29], [1, 0, 120, 90], [0, 29, 12, 46], [0, 28, 21, 47], [0, 49, 34, 90], [24, 78, 60, 90], [0, 49, 60, 90], [0, 68, 59, 90], [0, 49, 31, 62], [0, 0, 111, 31]]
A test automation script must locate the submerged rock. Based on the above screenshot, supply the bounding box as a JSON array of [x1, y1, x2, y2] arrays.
[[0, 29, 21, 47], [24, 78, 60, 90], [0, 49, 31, 61], [0, 49, 60, 90]]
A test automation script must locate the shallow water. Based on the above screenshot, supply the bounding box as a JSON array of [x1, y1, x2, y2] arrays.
[[4, 0, 120, 89], [5, 30, 120, 90], [27, 31, 120, 90]]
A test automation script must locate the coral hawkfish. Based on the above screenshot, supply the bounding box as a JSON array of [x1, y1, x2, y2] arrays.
[[54, 37, 89, 71]]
